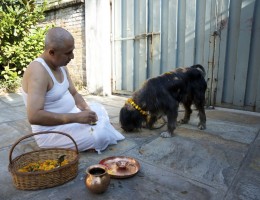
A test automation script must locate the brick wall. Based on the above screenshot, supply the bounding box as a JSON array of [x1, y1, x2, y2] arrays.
[[38, 0, 86, 89]]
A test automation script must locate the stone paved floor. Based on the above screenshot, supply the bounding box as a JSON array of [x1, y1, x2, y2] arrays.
[[0, 93, 260, 200]]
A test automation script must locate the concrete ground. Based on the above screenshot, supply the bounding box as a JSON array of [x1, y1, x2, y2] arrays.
[[0, 93, 260, 200]]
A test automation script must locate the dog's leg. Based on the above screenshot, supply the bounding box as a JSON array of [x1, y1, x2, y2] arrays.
[[160, 109, 178, 138], [195, 102, 206, 130], [146, 115, 157, 129], [178, 102, 192, 124]]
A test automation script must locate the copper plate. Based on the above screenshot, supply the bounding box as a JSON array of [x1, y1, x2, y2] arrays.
[[99, 156, 140, 179]]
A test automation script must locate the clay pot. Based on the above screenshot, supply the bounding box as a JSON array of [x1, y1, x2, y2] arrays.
[[85, 164, 110, 194]]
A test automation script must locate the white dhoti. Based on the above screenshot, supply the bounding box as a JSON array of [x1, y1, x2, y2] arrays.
[[32, 102, 125, 152]]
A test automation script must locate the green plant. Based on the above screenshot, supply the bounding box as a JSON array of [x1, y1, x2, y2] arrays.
[[0, 66, 21, 92], [0, 0, 49, 93]]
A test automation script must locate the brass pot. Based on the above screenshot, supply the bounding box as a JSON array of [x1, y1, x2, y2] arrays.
[[85, 164, 110, 194]]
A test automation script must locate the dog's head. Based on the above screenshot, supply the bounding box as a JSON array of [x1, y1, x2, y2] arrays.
[[190, 64, 206, 78], [119, 103, 146, 132]]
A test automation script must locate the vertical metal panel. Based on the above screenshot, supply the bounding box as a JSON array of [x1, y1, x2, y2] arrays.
[[215, 0, 230, 105], [184, 0, 196, 66], [147, 0, 161, 78], [167, 0, 178, 70], [222, 0, 242, 103], [160, 0, 179, 72], [212, 0, 223, 106], [111, 0, 260, 112], [233, 0, 255, 106], [245, 0, 260, 111], [133, 0, 147, 90], [176, 0, 186, 66], [160, 0, 169, 72], [195, 0, 206, 65], [206, 0, 217, 106], [203, 0, 212, 71], [122, 0, 134, 91]]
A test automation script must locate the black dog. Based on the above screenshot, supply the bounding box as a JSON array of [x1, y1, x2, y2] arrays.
[[119, 64, 207, 137]]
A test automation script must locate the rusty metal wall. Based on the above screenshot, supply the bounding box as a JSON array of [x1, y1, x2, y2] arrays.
[[215, 0, 260, 112], [111, 0, 260, 112]]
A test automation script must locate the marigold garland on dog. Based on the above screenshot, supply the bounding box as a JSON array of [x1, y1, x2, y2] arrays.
[[127, 98, 148, 116]]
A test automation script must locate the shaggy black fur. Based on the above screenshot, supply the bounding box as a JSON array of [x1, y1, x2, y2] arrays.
[[119, 64, 207, 137]]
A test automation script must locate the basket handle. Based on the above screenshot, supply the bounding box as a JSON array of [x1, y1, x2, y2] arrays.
[[9, 131, 79, 165]]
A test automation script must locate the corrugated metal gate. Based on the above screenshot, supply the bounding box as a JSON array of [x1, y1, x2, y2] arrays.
[[111, 0, 260, 112]]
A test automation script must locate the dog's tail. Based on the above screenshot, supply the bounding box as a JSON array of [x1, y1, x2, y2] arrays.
[[191, 64, 206, 77]]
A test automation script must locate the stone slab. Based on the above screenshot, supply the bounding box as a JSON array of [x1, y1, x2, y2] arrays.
[[0, 99, 8, 109], [0, 93, 24, 107], [79, 138, 137, 164], [0, 124, 25, 149], [179, 118, 258, 144], [225, 133, 260, 200], [7, 119, 31, 135], [126, 131, 249, 191], [0, 107, 25, 123]]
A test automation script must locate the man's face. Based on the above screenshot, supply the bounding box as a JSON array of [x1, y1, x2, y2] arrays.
[[52, 39, 75, 67]]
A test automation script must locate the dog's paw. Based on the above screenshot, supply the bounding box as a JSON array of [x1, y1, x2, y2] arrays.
[[198, 123, 206, 130], [160, 131, 172, 138], [178, 119, 189, 125]]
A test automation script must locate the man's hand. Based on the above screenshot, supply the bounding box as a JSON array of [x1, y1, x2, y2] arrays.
[[76, 109, 98, 124]]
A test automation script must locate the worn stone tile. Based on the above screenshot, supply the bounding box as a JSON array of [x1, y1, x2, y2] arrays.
[[84, 96, 124, 118], [206, 108, 260, 127], [177, 116, 258, 144], [102, 100, 125, 109], [103, 105, 121, 118], [8, 119, 31, 135], [126, 132, 248, 191], [84, 95, 107, 104], [204, 121, 257, 144], [225, 134, 260, 200], [79, 138, 137, 164], [0, 99, 8, 109], [87, 95, 126, 106], [0, 107, 25, 123], [12, 105, 27, 116], [0, 124, 25, 149], [110, 115, 120, 125], [0, 93, 24, 107]]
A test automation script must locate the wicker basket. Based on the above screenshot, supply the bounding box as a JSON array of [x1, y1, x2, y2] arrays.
[[8, 131, 79, 190]]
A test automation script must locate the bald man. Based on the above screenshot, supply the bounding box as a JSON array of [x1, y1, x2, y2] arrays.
[[22, 27, 124, 152]]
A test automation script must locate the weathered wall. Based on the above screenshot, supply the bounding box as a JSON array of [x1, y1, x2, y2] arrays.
[[112, 0, 260, 112], [84, 0, 112, 96], [38, 0, 86, 89]]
